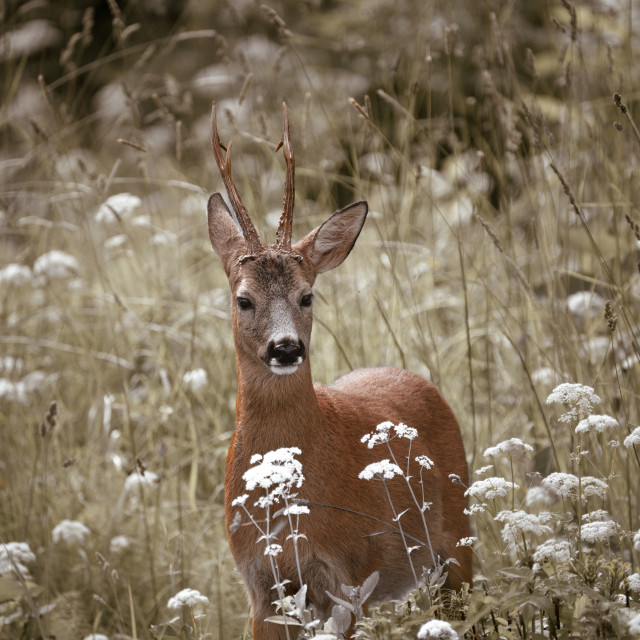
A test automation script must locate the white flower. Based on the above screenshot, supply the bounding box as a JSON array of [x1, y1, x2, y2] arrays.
[[495, 510, 552, 545], [0, 378, 27, 403], [582, 509, 611, 523], [542, 472, 607, 501], [630, 613, 640, 636], [358, 459, 403, 481], [52, 520, 91, 546], [475, 465, 494, 477], [525, 485, 558, 507], [394, 423, 418, 440], [0, 263, 32, 287], [264, 544, 283, 557], [124, 470, 160, 494], [456, 537, 477, 547], [634, 530, 640, 552], [580, 520, 617, 543], [232, 494, 248, 507], [95, 193, 142, 224], [0, 542, 36, 577], [417, 619, 458, 639], [532, 538, 572, 565], [575, 414, 618, 434], [625, 573, 640, 593], [361, 422, 393, 448], [624, 426, 640, 448], [282, 504, 310, 516], [109, 535, 131, 555], [33, 250, 80, 281], [546, 383, 601, 422], [83, 635, 110, 640], [182, 368, 208, 392], [483, 438, 533, 459], [242, 448, 303, 492], [566, 291, 606, 318], [464, 477, 518, 501], [415, 455, 435, 469], [167, 588, 209, 610]]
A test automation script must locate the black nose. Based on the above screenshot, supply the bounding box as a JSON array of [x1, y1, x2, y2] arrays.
[[267, 339, 306, 366]]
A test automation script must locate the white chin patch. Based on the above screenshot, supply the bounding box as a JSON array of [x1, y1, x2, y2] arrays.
[[269, 361, 302, 375]]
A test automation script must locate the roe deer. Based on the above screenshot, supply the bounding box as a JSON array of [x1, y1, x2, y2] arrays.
[[205, 101, 471, 639]]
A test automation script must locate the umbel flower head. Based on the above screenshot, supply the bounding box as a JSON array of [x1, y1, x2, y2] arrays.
[[546, 383, 601, 423], [483, 437, 533, 459], [167, 588, 209, 610], [242, 447, 304, 492]]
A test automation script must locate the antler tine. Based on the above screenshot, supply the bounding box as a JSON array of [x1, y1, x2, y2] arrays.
[[210, 101, 262, 257], [275, 102, 295, 252]]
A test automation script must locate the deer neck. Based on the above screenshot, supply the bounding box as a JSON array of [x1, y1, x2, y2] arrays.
[[233, 356, 322, 456]]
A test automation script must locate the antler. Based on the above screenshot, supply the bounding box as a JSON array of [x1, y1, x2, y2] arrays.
[[275, 102, 295, 252], [210, 101, 262, 258]]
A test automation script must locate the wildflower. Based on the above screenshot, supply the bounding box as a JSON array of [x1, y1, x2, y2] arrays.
[[33, 250, 80, 281], [167, 588, 209, 610], [624, 426, 640, 448], [475, 465, 494, 477], [124, 470, 160, 493], [580, 520, 617, 543], [542, 472, 607, 501], [464, 477, 518, 501], [0, 263, 32, 287], [182, 368, 208, 392], [575, 414, 618, 434], [83, 635, 109, 640], [109, 535, 131, 555], [532, 538, 572, 565], [634, 530, 640, 552], [566, 291, 606, 318], [393, 423, 418, 440], [243, 448, 303, 492], [630, 613, 640, 636], [415, 455, 434, 469], [52, 520, 91, 546], [264, 544, 283, 557], [546, 383, 601, 422], [495, 510, 552, 546], [417, 618, 458, 639], [456, 537, 477, 547], [361, 421, 393, 448], [95, 193, 141, 224], [582, 509, 611, 523], [282, 504, 309, 516], [464, 504, 487, 515], [483, 437, 533, 459], [0, 378, 27, 403], [0, 542, 36, 577], [358, 459, 403, 481], [525, 485, 558, 507], [232, 494, 248, 507], [622, 572, 640, 594]]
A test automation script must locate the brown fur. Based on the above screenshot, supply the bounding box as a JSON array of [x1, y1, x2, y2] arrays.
[[206, 193, 472, 640]]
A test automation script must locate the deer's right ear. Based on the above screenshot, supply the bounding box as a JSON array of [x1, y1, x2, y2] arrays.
[[207, 193, 246, 273]]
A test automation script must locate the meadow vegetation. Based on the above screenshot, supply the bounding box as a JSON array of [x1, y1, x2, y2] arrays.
[[1, 0, 640, 637]]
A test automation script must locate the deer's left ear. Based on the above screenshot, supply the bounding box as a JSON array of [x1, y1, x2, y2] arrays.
[[294, 201, 368, 275]]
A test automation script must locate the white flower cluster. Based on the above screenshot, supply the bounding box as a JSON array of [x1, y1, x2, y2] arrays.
[[52, 519, 91, 547], [546, 383, 601, 423], [242, 447, 304, 494], [361, 420, 418, 448], [124, 470, 160, 494], [0, 542, 36, 577], [580, 519, 617, 543], [465, 477, 518, 502], [575, 414, 618, 434], [417, 619, 458, 640], [532, 538, 572, 565], [167, 587, 209, 611], [542, 472, 607, 502], [624, 426, 640, 448], [483, 438, 533, 459], [95, 193, 142, 225], [495, 510, 552, 546], [359, 459, 403, 481]]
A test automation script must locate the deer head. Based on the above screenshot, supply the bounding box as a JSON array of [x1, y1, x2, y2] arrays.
[[206, 102, 368, 376]]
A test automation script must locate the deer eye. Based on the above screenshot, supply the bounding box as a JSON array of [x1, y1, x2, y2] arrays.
[[300, 293, 313, 307], [237, 296, 253, 311]]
